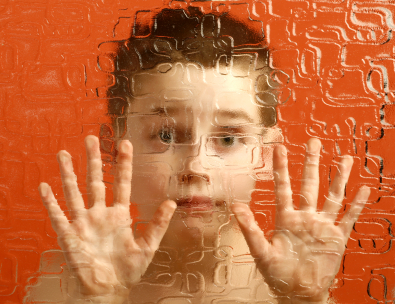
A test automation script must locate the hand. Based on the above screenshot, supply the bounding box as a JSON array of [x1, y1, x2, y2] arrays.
[[38, 136, 176, 301], [231, 138, 370, 304]]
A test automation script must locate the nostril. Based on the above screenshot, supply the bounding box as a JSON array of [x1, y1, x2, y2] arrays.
[[181, 174, 189, 183]]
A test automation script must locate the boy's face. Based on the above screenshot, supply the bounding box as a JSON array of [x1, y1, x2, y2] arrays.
[[124, 62, 280, 238]]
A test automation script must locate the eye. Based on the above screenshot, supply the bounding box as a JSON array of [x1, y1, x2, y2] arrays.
[[219, 136, 235, 147], [159, 128, 173, 144]]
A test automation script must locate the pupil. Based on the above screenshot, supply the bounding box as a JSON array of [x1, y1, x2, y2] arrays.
[[222, 136, 234, 146], [160, 130, 172, 143]]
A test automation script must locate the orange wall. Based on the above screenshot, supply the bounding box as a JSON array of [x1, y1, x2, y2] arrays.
[[0, 0, 392, 303]]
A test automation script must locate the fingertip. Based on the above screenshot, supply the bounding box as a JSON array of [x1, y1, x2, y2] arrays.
[[306, 138, 321, 153], [274, 145, 287, 156], [85, 135, 99, 150], [38, 183, 49, 198], [360, 185, 371, 194], [341, 155, 354, 166], [159, 200, 177, 220], [85, 135, 98, 142], [273, 145, 288, 167], [231, 202, 249, 214], [165, 200, 177, 211], [56, 150, 71, 163], [231, 204, 255, 228], [351, 187, 370, 212], [358, 185, 371, 203], [39, 184, 56, 207], [118, 140, 133, 155]]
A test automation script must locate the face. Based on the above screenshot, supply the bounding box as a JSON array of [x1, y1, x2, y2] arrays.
[[124, 62, 281, 246]]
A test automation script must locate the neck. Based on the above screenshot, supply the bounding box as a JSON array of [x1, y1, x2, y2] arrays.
[[131, 215, 274, 303]]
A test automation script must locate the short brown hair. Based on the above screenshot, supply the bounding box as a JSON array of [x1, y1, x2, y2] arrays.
[[99, 7, 278, 156]]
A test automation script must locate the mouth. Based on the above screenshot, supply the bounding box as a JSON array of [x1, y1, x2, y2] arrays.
[[176, 196, 215, 211]]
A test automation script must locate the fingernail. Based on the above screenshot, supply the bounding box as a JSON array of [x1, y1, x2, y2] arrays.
[[232, 206, 245, 214], [340, 155, 354, 166], [59, 153, 69, 164], [168, 200, 177, 210], [85, 137, 95, 150], [237, 212, 250, 226], [39, 183, 48, 197], [119, 141, 131, 154], [232, 205, 250, 220], [361, 185, 371, 195], [306, 138, 321, 153]]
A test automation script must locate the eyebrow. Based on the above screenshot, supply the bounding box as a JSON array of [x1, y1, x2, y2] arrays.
[[149, 106, 255, 124], [215, 109, 255, 124]]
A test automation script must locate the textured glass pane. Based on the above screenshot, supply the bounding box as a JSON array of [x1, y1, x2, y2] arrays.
[[0, 1, 389, 303]]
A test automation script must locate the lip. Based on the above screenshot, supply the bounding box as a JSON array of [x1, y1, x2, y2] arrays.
[[176, 196, 213, 211]]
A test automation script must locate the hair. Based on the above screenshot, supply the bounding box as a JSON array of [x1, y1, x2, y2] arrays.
[[98, 6, 279, 157]]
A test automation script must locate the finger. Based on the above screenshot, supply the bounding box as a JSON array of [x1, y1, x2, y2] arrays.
[[85, 136, 106, 208], [137, 200, 177, 252], [57, 150, 85, 217], [273, 145, 294, 215], [299, 138, 321, 211], [321, 156, 353, 222], [339, 186, 370, 239], [39, 183, 69, 235], [231, 203, 271, 262], [113, 140, 133, 206]]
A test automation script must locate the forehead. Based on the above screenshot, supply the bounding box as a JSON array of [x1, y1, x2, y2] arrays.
[[128, 62, 267, 125]]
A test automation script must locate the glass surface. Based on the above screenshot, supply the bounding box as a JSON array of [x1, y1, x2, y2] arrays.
[[0, 1, 389, 303]]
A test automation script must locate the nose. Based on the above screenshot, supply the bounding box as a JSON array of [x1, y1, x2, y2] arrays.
[[175, 144, 210, 184]]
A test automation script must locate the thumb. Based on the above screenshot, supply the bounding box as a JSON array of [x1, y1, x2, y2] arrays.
[[138, 200, 177, 252]]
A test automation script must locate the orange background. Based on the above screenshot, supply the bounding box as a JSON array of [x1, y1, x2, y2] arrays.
[[0, 0, 392, 303]]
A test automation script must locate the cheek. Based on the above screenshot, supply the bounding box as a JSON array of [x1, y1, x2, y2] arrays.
[[131, 171, 169, 202], [204, 167, 256, 205], [228, 172, 257, 202], [131, 161, 173, 219], [223, 146, 276, 203]]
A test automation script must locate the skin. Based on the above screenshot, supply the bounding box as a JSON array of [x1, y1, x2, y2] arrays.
[[126, 63, 271, 249], [38, 63, 370, 303], [231, 140, 371, 303], [39, 138, 177, 304]]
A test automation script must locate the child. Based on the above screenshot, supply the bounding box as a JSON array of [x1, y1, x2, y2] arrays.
[[35, 7, 370, 304]]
